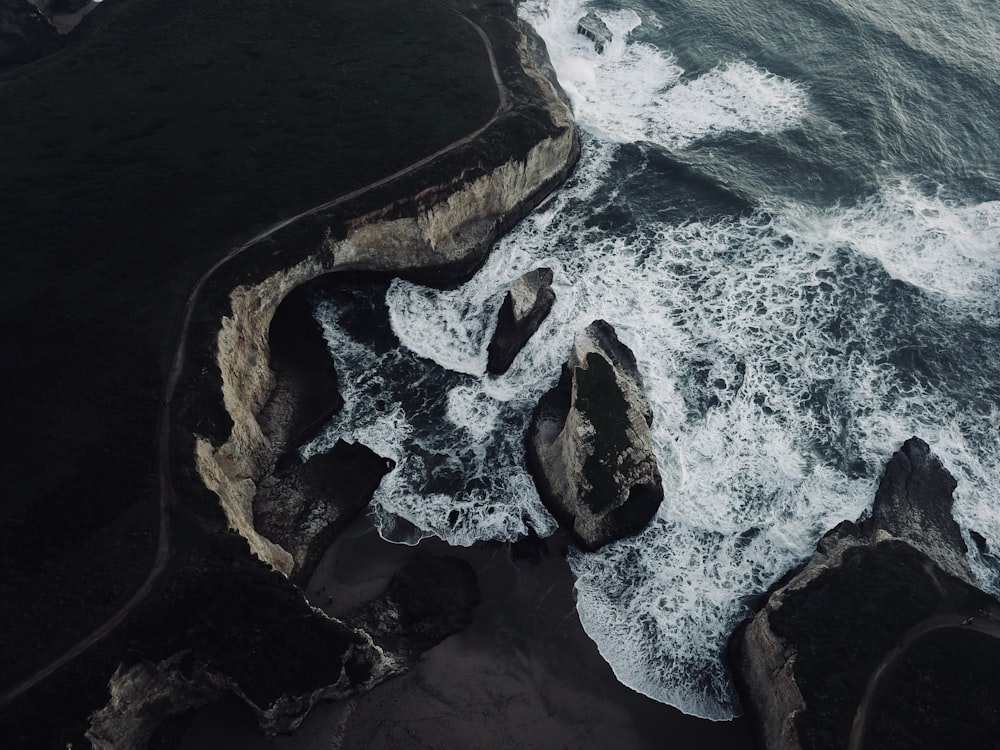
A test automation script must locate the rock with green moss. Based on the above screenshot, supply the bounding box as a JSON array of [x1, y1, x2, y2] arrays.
[[527, 320, 662, 551], [487, 267, 555, 375]]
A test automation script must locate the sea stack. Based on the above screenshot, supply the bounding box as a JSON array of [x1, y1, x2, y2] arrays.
[[486, 267, 556, 375], [527, 320, 663, 551]]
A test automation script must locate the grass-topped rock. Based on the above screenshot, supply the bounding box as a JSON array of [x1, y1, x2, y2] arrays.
[[730, 438, 1000, 750], [527, 320, 663, 551]]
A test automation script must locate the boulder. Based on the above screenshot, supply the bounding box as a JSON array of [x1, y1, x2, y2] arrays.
[[527, 319, 662, 550], [254, 439, 394, 583], [486, 267, 555, 375], [576, 12, 612, 54], [730, 438, 1000, 750], [0, 0, 61, 64]]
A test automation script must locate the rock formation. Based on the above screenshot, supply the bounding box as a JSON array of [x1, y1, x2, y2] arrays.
[[190, 10, 579, 576], [86, 535, 478, 748], [731, 438, 1000, 750], [487, 267, 555, 374], [577, 12, 612, 54], [528, 320, 663, 551], [0, 0, 61, 64], [254, 440, 394, 582]]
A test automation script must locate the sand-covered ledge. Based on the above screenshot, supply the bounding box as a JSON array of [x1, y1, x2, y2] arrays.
[[190, 17, 580, 574]]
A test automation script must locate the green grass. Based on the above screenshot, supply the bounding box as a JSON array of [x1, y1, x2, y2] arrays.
[[0, 0, 497, 691]]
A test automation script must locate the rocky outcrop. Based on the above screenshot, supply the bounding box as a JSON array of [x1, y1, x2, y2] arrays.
[[192, 10, 579, 574], [527, 320, 663, 551], [86, 535, 479, 748], [0, 0, 61, 64], [487, 267, 555, 374], [731, 438, 1000, 750], [254, 440, 394, 582], [577, 12, 612, 54], [867, 437, 972, 582], [87, 533, 391, 747]]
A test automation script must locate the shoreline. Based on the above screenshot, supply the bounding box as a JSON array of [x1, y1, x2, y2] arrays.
[[179, 513, 757, 750]]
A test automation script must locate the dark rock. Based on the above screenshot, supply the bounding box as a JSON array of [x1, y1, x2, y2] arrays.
[[0, 0, 61, 64], [730, 438, 1000, 750], [349, 553, 479, 660], [971, 529, 989, 554], [527, 320, 663, 550], [486, 267, 555, 375], [864, 436, 971, 581], [576, 12, 612, 54], [261, 286, 345, 460], [254, 439, 394, 583], [86, 532, 392, 746]]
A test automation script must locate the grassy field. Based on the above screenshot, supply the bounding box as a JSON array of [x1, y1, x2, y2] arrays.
[[0, 0, 496, 690]]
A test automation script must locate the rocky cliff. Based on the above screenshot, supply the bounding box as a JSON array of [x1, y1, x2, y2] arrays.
[[85, 535, 478, 748], [0, 0, 61, 64], [527, 320, 663, 550], [74, 7, 580, 748], [731, 438, 1000, 750]]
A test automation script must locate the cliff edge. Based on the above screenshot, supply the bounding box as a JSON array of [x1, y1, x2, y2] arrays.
[[731, 438, 1000, 750]]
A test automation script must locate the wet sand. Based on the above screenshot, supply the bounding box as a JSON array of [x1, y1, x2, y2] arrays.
[[180, 514, 757, 749]]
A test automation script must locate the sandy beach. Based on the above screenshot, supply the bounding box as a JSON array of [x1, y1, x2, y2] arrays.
[[179, 513, 756, 749]]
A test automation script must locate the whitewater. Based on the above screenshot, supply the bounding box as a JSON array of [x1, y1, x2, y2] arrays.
[[307, 0, 1000, 720]]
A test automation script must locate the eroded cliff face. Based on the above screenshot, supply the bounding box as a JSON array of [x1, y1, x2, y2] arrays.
[[732, 438, 1000, 750], [193, 14, 579, 575]]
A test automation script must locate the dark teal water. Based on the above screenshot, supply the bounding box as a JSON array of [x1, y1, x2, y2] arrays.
[[311, 0, 1000, 719]]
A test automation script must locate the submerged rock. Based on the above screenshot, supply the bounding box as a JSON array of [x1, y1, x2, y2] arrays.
[[731, 437, 1000, 750], [527, 319, 663, 551], [486, 267, 555, 375]]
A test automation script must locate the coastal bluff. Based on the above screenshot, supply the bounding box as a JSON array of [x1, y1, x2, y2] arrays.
[[186, 10, 580, 579], [0, 1, 579, 746], [731, 438, 1000, 750]]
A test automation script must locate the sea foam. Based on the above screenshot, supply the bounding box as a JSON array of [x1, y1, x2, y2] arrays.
[[307, 0, 1000, 720]]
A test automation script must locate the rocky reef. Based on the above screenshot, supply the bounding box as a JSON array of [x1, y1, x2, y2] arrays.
[[527, 320, 663, 551], [731, 438, 1000, 750], [487, 266, 556, 374]]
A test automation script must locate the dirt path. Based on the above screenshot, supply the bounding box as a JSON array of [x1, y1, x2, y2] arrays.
[[0, 7, 510, 709], [847, 612, 1000, 750]]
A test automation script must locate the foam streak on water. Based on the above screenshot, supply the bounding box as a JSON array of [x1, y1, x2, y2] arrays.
[[308, 0, 1000, 721]]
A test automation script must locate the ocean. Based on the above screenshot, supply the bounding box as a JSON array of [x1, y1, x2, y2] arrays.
[[306, 0, 1000, 720]]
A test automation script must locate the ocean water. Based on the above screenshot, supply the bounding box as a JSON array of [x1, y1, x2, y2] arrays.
[[306, 0, 1000, 720]]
